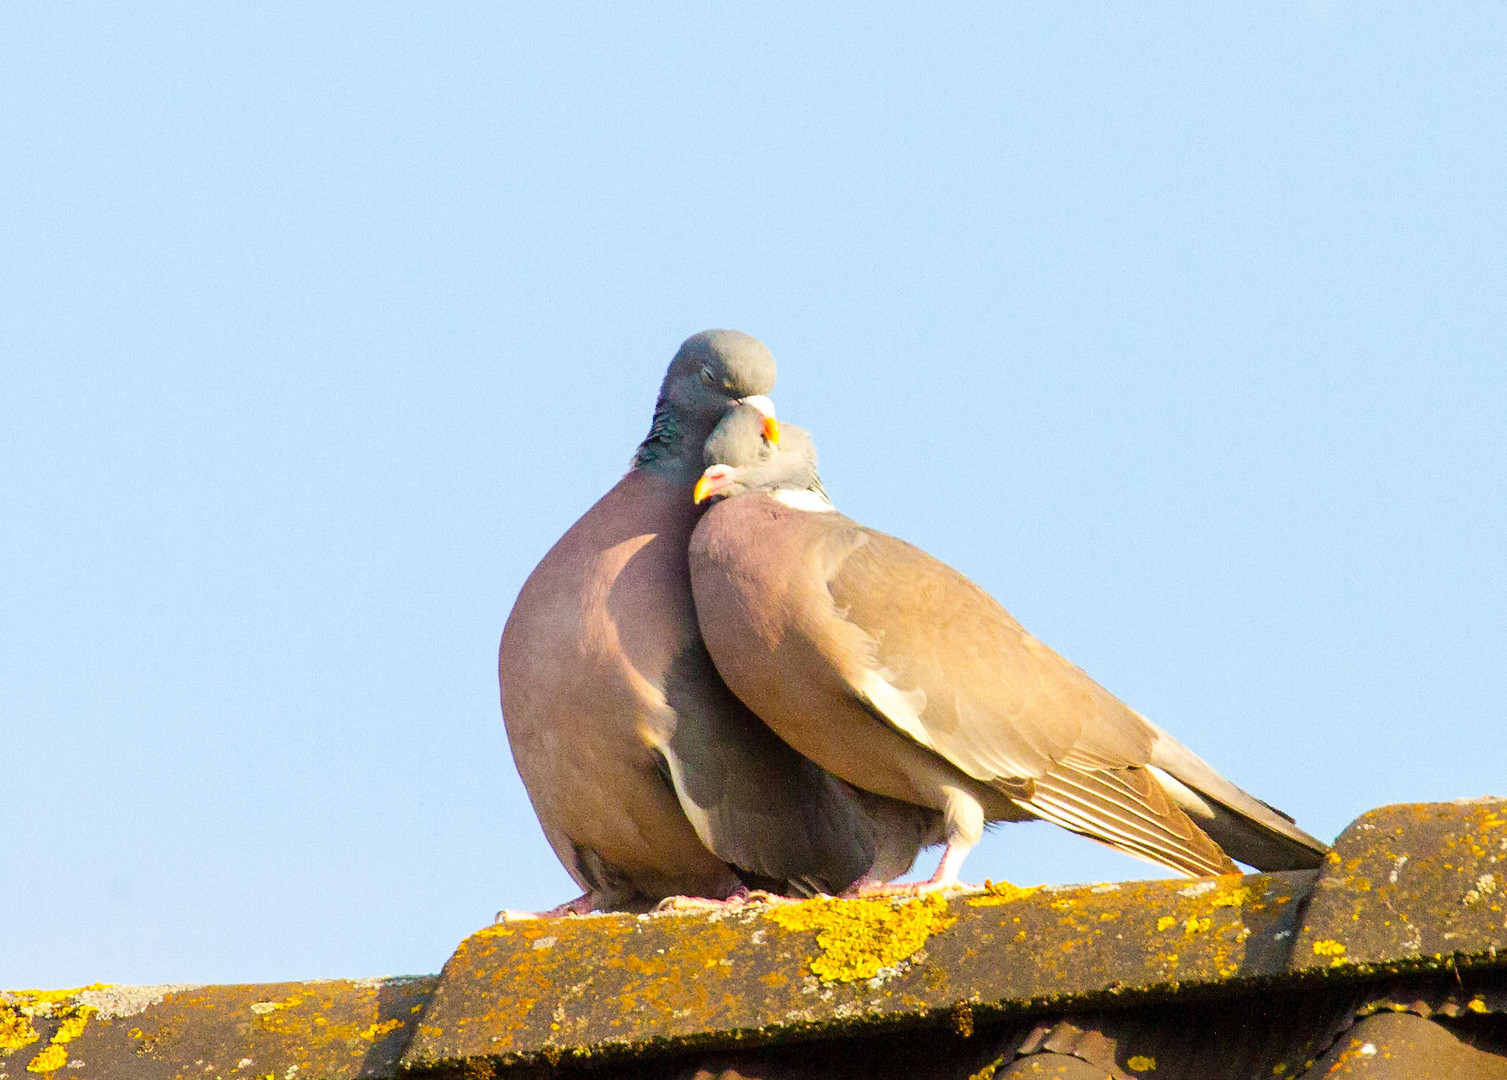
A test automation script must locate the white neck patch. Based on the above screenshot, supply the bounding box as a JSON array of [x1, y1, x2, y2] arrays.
[[736, 393, 776, 419], [771, 487, 836, 512]]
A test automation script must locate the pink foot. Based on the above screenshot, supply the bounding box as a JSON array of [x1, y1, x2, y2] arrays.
[[846, 838, 977, 898], [651, 886, 796, 913], [848, 878, 966, 899], [495, 892, 597, 922], [849, 879, 940, 897], [844, 856, 977, 899]]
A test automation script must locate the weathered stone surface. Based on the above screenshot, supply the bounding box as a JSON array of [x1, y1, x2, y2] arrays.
[[1294, 799, 1507, 975], [0, 976, 435, 1080], [1300, 1010, 1507, 1078], [11, 800, 1507, 1078], [404, 871, 1317, 1073], [476, 973, 1507, 1080]]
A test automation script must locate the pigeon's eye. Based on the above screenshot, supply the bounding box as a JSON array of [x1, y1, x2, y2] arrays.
[[699, 364, 715, 385]]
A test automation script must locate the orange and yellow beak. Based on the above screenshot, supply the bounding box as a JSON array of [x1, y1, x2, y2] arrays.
[[693, 465, 735, 505], [694, 411, 777, 504], [736, 395, 780, 445]]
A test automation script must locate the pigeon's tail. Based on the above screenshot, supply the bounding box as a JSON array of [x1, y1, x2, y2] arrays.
[[1145, 729, 1329, 872]]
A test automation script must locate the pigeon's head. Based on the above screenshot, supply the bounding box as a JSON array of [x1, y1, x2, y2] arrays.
[[635, 330, 779, 471], [658, 329, 777, 425], [693, 403, 824, 505]]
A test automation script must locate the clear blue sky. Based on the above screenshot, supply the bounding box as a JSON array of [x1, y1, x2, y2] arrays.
[[3, 5, 1503, 989]]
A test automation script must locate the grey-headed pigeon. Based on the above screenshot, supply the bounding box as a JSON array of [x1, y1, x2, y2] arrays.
[[687, 405, 1328, 890], [499, 333, 934, 915]]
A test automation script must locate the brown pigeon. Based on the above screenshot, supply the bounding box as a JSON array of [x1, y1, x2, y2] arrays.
[[499, 332, 935, 916], [687, 405, 1328, 890]]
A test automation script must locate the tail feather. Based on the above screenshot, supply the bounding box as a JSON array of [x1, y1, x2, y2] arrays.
[[1147, 732, 1329, 872]]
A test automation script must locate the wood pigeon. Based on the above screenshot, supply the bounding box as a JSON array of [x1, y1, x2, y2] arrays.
[[688, 405, 1329, 891]]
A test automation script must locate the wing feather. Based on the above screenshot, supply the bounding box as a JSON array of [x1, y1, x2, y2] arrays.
[[810, 515, 1247, 877], [1022, 765, 1237, 876], [824, 524, 1156, 784]]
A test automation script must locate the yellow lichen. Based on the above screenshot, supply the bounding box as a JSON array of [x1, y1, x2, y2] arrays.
[[249, 995, 303, 1015], [1127, 1054, 1157, 1071], [966, 880, 1041, 907], [359, 1018, 404, 1040], [5, 986, 108, 1011], [0, 1008, 40, 1050], [1156, 916, 1177, 931], [25, 1043, 67, 1074], [763, 893, 957, 982], [951, 1002, 974, 1037], [2, 991, 100, 1077], [1311, 939, 1347, 957], [50, 1012, 90, 1045], [1211, 885, 1254, 908], [968, 1054, 1007, 1080], [1183, 916, 1212, 936]]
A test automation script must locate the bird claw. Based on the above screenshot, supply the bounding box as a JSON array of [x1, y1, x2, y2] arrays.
[[495, 893, 598, 922], [495, 909, 541, 922], [651, 895, 731, 912], [847, 879, 978, 900], [650, 887, 797, 914]]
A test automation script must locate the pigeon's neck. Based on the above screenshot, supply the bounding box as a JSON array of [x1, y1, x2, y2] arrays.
[[631, 400, 715, 477]]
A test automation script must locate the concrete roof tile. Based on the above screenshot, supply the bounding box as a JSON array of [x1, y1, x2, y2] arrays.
[[7, 800, 1507, 1079]]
